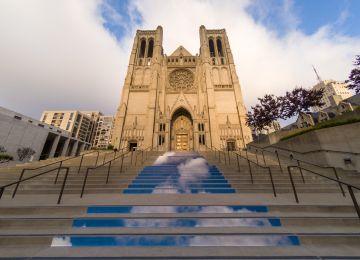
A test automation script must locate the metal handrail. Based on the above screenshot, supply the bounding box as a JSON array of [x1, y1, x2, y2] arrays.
[[247, 145, 350, 178], [287, 165, 360, 219], [205, 145, 277, 197], [0, 166, 70, 204], [80, 145, 156, 197]]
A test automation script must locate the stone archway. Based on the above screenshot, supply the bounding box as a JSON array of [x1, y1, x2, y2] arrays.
[[171, 107, 193, 151]]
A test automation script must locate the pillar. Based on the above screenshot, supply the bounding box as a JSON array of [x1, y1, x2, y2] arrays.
[[48, 135, 60, 158]]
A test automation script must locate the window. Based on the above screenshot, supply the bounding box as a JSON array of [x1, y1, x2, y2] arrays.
[[42, 113, 47, 121], [159, 123, 166, 132], [147, 38, 154, 58], [69, 112, 73, 120], [158, 134, 165, 146], [216, 38, 224, 57], [139, 38, 146, 58], [209, 38, 215, 57], [199, 134, 205, 145], [198, 123, 205, 132], [66, 122, 71, 130]]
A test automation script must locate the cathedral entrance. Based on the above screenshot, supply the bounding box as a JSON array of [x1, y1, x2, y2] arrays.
[[171, 108, 193, 151]]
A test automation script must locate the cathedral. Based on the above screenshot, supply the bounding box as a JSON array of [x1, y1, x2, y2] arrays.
[[112, 26, 252, 151]]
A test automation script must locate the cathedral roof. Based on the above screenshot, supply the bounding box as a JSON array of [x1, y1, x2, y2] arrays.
[[170, 46, 193, 56]]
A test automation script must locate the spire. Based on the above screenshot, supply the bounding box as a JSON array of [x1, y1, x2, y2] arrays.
[[312, 65, 322, 83]]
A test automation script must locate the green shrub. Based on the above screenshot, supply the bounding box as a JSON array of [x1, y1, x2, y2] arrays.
[[16, 147, 36, 161], [281, 117, 360, 141], [0, 153, 13, 161]]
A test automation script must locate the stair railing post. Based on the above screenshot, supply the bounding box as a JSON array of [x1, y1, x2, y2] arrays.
[[54, 161, 63, 184], [275, 150, 283, 173], [333, 167, 345, 197], [236, 153, 240, 172], [103, 153, 107, 165], [80, 168, 90, 198], [120, 153, 125, 173], [106, 161, 112, 184], [347, 186, 360, 219], [268, 167, 276, 197], [247, 160, 253, 184], [0, 188, 4, 199], [297, 160, 305, 183], [77, 153, 85, 174], [287, 166, 299, 203], [95, 151, 100, 166], [57, 167, 69, 205], [262, 150, 266, 166], [12, 169, 26, 198]]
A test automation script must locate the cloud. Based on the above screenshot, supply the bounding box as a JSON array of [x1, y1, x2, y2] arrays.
[[0, 0, 359, 126], [130, 0, 360, 118], [51, 236, 72, 247], [153, 151, 176, 165], [0, 0, 134, 118]]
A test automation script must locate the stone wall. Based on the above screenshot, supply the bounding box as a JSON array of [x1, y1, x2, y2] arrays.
[[250, 122, 360, 172]]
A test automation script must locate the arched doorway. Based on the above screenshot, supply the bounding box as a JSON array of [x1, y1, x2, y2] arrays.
[[171, 108, 193, 151]]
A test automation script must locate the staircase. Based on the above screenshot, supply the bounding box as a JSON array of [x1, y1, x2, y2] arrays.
[[0, 150, 359, 259]]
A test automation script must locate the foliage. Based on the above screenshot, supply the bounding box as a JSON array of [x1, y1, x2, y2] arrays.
[[280, 116, 360, 141], [16, 147, 36, 161], [246, 87, 325, 132], [246, 94, 282, 132], [281, 87, 325, 118], [0, 153, 13, 161], [346, 55, 360, 94], [0, 146, 6, 153], [107, 144, 114, 150]]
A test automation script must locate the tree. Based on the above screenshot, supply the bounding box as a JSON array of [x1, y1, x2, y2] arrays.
[[246, 87, 325, 133], [246, 94, 282, 133], [280, 87, 325, 118], [17, 147, 36, 161], [346, 55, 360, 94]]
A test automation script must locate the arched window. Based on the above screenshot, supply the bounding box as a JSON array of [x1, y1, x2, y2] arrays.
[[217, 38, 224, 57], [139, 38, 146, 58], [147, 38, 154, 58], [209, 39, 215, 57]]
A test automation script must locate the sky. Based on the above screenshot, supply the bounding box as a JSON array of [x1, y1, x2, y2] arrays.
[[0, 0, 359, 124]]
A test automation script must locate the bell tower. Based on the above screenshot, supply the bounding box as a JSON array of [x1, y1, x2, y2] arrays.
[[112, 26, 163, 149]]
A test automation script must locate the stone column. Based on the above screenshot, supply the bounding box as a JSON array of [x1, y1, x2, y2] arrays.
[[48, 135, 60, 158], [61, 138, 70, 157], [71, 141, 79, 156]]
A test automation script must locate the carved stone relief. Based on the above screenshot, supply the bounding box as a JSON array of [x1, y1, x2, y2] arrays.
[[168, 69, 195, 91]]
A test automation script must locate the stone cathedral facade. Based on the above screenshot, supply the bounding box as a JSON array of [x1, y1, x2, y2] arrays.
[[112, 26, 252, 151]]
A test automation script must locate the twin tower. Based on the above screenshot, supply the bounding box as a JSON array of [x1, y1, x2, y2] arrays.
[[112, 25, 252, 151]]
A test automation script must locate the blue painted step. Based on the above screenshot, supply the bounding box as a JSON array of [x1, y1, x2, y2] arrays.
[[73, 217, 281, 228], [123, 188, 236, 194], [51, 235, 300, 247], [87, 205, 269, 214]]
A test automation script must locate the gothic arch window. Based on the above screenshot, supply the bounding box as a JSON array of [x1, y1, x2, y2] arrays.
[[209, 38, 215, 57], [147, 38, 154, 58], [217, 38, 224, 57], [139, 38, 146, 58]]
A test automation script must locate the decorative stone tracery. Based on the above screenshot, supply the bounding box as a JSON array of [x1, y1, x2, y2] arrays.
[[169, 69, 194, 91]]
